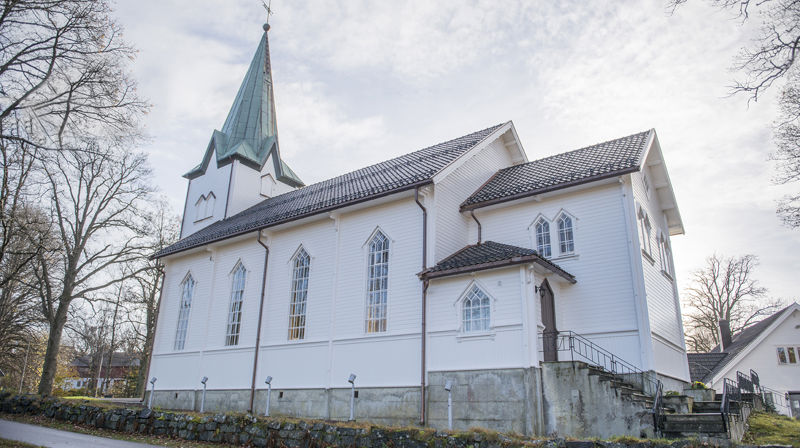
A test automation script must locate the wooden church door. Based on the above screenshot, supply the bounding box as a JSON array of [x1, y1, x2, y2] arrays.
[[539, 279, 558, 362]]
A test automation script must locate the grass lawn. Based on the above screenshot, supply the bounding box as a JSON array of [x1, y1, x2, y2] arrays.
[[0, 414, 222, 448], [743, 411, 800, 447], [0, 438, 43, 448]]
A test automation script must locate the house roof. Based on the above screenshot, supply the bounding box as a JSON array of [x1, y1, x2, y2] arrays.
[[686, 352, 727, 383], [156, 123, 507, 258], [690, 303, 798, 383], [419, 240, 575, 283], [71, 353, 140, 368], [184, 26, 303, 187], [461, 130, 653, 211]]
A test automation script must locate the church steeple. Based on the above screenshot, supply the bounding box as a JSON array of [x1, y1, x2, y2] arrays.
[[184, 24, 303, 187]]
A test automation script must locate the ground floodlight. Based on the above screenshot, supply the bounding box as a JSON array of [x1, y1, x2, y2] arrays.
[[147, 377, 157, 409], [445, 379, 454, 430], [444, 380, 453, 392], [200, 376, 209, 412], [348, 373, 357, 421], [264, 375, 273, 417], [201, 376, 208, 385]]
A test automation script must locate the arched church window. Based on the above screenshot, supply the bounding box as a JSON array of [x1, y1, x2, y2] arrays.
[[365, 230, 389, 333], [225, 263, 246, 346], [462, 284, 491, 332], [174, 274, 195, 350], [288, 248, 310, 340]]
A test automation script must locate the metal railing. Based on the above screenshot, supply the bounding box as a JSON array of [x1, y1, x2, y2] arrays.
[[720, 377, 741, 434], [538, 331, 664, 431]]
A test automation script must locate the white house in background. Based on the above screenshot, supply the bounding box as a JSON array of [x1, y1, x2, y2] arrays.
[[688, 303, 800, 418], [147, 23, 690, 435]]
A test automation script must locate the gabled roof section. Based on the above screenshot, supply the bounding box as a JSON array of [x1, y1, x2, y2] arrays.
[[156, 124, 506, 258], [693, 303, 799, 383], [461, 130, 653, 211], [686, 352, 727, 383], [419, 241, 575, 283], [184, 25, 303, 187]]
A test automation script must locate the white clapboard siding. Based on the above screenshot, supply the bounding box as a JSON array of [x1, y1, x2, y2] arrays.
[[630, 166, 689, 381], [426, 267, 527, 372], [433, 138, 514, 264], [180, 148, 233, 238], [465, 182, 647, 368]]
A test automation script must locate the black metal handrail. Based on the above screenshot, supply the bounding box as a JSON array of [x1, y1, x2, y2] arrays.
[[749, 369, 760, 394], [538, 330, 664, 431]]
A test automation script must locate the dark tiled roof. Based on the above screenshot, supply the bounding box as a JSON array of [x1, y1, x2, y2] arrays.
[[461, 130, 653, 210], [688, 304, 795, 382], [421, 241, 575, 283], [156, 123, 505, 258], [687, 353, 727, 383], [71, 353, 140, 368]]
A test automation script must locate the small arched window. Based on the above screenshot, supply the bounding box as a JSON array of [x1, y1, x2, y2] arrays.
[[205, 192, 216, 218], [174, 274, 195, 350], [534, 218, 552, 258], [366, 230, 389, 333], [557, 213, 574, 255], [288, 248, 310, 340], [462, 285, 491, 332], [226, 263, 246, 346]]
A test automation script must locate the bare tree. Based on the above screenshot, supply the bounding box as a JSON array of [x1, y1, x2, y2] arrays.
[[0, 0, 148, 150], [33, 142, 151, 395], [669, 0, 800, 226], [125, 199, 178, 396], [683, 254, 783, 352]]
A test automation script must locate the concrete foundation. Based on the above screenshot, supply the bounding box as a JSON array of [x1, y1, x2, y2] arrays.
[[427, 368, 543, 435], [145, 362, 658, 438], [541, 362, 654, 439]]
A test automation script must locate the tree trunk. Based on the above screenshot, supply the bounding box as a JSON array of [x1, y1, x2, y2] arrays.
[[136, 299, 156, 396], [37, 303, 69, 395]]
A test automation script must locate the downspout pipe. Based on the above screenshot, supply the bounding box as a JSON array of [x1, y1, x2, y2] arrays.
[[249, 232, 270, 413], [414, 188, 428, 425], [470, 210, 482, 244]]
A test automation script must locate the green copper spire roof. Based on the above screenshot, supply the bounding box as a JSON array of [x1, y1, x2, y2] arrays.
[[184, 24, 304, 187]]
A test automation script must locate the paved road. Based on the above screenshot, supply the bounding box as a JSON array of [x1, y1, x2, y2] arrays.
[[0, 419, 164, 447]]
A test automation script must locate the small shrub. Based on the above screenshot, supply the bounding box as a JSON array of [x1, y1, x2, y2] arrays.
[[664, 390, 681, 397], [690, 381, 707, 390]]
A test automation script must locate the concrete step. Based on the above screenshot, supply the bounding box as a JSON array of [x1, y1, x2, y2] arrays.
[[693, 401, 722, 413], [661, 413, 727, 435]]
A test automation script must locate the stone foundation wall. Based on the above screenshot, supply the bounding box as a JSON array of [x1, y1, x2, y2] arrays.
[[0, 393, 755, 448]]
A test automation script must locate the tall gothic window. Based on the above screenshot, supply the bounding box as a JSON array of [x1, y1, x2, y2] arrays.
[[557, 213, 574, 254], [462, 285, 491, 332], [226, 263, 246, 346], [366, 230, 389, 333], [288, 248, 310, 340], [174, 274, 195, 350], [534, 218, 552, 258]]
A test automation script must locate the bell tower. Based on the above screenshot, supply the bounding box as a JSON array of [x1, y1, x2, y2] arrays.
[[180, 23, 303, 238]]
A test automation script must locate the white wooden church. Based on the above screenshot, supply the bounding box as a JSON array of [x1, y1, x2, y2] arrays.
[[149, 24, 691, 436]]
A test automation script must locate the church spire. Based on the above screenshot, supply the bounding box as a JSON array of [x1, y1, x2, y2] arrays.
[[184, 23, 303, 187], [220, 23, 277, 153]]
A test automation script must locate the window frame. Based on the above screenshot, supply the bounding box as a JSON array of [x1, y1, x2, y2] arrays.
[[533, 217, 552, 258], [288, 246, 311, 341], [460, 283, 492, 333], [364, 228, 390, 334], [556, 212, 575, 256], [225, 261, 247, 346], [174, 273, 195, 351], [777, 346, 799, 365]]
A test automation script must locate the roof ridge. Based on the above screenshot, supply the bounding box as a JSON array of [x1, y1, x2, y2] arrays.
[[225, 124, 506, 214], [497, 129, 651, 172]]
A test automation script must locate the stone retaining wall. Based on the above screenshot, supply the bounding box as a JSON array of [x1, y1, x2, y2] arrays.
[[0, 393, 763, 448]]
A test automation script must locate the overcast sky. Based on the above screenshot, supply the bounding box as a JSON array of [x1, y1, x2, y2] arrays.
[[114, 1, 799, 303]]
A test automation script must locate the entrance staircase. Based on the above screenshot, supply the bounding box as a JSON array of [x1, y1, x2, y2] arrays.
[[659, 371, 762, 441]]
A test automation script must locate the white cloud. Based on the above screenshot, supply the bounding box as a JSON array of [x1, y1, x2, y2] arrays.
[[114, 0, 800, 302]]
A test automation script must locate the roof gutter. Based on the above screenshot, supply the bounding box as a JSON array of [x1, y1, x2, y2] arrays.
[[153, 180, 434, 260], [414, 187, 428, 426], [249, 232, 270, 413], [459, 167, 640, 213]]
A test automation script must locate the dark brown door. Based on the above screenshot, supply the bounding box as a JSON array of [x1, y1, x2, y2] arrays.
[[539, 279, 558, 362]]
